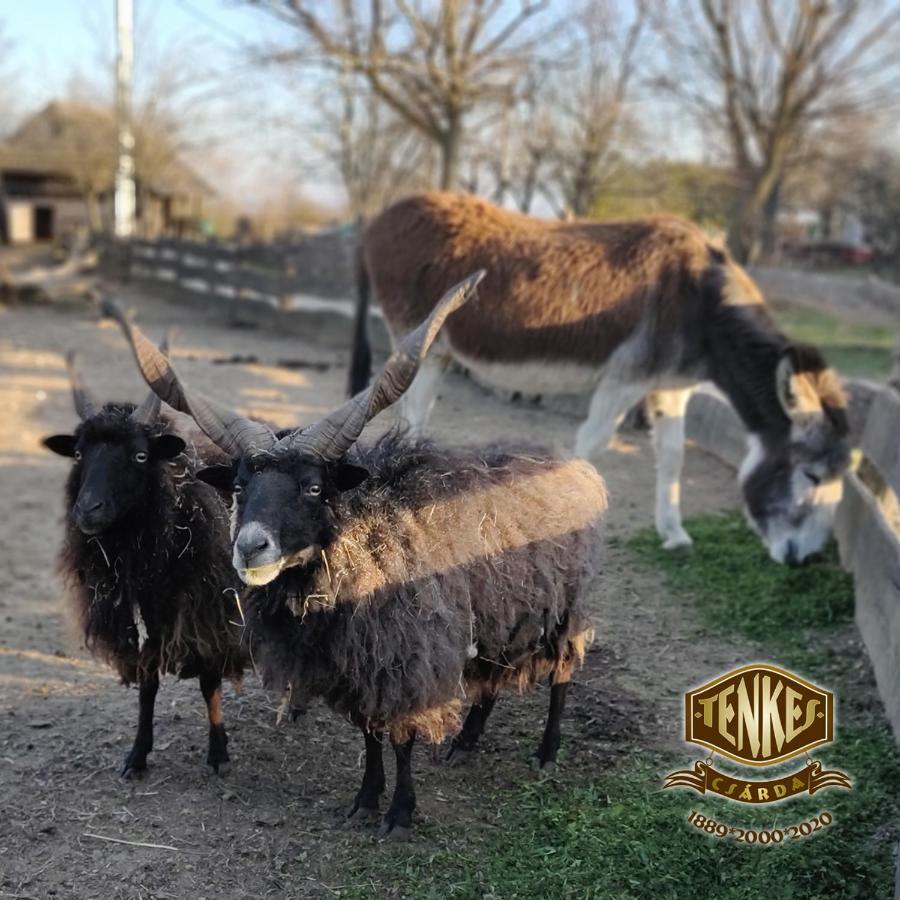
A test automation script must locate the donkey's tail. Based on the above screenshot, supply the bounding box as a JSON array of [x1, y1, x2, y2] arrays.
[[347, 242, 372, 397]]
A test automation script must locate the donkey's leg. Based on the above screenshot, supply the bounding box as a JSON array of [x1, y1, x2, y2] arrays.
[[648, 387, 694, 550], [348, 728, 385, 822], [574, 377, 648, 458], [532, 678, 568, 774], [199, 671, 230, 774], [446, 690, 497, 767], [379, 734, 416, 841], [122, 669, 159, 779], [401, 353, 449, 435]]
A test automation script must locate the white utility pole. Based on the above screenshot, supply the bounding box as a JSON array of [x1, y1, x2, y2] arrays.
[[114, 0, 136, 238]]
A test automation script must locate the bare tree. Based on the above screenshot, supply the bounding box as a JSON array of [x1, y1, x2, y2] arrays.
[[853, 147, 900, 275], [463, 73, 555, 212], [656, 0, 900, 262], [542, 0, 647, 217], [316, 67, 437, 217], [248, 0, 552, 190], [0, 23, 20, 137]]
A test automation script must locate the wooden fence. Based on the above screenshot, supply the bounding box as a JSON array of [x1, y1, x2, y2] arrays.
[[100, 230, 358, 309], [97, 231, 396, 352], [834, 386, 900, 738], [687, 381, 900, 745]]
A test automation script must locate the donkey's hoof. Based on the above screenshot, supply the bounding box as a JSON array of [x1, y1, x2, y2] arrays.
[[661, 532, 693, 552]]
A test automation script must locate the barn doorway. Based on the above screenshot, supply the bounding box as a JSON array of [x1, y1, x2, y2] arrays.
[[34, 206, 54, 241]]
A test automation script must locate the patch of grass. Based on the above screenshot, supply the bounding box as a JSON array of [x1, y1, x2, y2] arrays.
[[770, 300, 897, 379], [343, 726, 899, 900], [338, 514, 897, 900], [626, 512, 854, 664]]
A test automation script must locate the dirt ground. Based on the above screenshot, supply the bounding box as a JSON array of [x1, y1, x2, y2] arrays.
[[0, 286, 753, 899]]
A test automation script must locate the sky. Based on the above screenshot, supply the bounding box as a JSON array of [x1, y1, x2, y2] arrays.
[[1, 0, 704, 216], [2, 0, 334, 210], [3, 1, 270, 110]]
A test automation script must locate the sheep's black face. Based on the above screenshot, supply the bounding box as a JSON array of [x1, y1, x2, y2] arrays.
[[198, 451, 367, 586], [43, 410, 185, 536]]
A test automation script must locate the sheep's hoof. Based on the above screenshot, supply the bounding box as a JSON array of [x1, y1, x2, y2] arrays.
[[377, 820, 412, 842], [445, 746, 473, 768], [121, 754, 148, 781], [529, 754, 557, 777], [207, 760, 231, 777], [346, 805, 380, 824]]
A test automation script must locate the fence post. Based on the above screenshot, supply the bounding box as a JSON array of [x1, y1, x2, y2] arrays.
[[890, 339, 899, 394]]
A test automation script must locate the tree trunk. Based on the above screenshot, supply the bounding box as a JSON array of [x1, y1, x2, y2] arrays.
[[439, 118, 462, 190], [519, 155, 540, 213], [85, 192, 103, 234], [759, 177, 783, 261], [570, 153, 593, 217], [726, 198, 752, 264]]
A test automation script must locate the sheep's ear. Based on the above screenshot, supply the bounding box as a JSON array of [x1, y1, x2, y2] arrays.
[[42, 434, 77, 457], [195, 464, 235, 492], [333, 463, 369, 492], [150, 434, 186, 460]]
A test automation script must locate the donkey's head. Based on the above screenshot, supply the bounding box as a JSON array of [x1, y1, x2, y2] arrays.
[[110, 272, 485, 585], [739, 345, 850, 564]]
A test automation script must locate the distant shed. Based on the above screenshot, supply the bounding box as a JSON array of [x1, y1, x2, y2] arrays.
[[0, 101, 215, 244]]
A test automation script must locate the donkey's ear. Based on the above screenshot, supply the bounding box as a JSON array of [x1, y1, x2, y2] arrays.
[[42, 434, 77, 457], [775, 347, 822, 423], [775, 350, 798, 415], [195, 464, 235, 492]]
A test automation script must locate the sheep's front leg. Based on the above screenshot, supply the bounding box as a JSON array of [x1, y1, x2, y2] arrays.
[[378, 734, 416, 841], [446, 690, 497, 767], [122, 670, 159, 779], [199, 672, 230, 774], [348, 729, 385, 822]]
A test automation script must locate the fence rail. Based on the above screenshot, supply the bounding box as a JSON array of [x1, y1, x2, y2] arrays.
[[99, 230, 358, 309], [96, 231, 394, 352]]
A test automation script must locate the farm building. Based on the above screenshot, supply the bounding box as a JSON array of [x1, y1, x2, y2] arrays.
[[0, 101, 214, 245]]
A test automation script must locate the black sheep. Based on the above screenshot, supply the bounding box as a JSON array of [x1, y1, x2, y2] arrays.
[[42, 348, 244, 778], [114, 274, 607, 838]]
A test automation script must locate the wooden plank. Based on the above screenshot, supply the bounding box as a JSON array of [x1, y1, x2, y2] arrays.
[[685, 389, 746, 469], [848, 477, 900, 744], [835, 472, 866, 572], [861, 388, 900, 497], [844, 379, 881, 446]]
